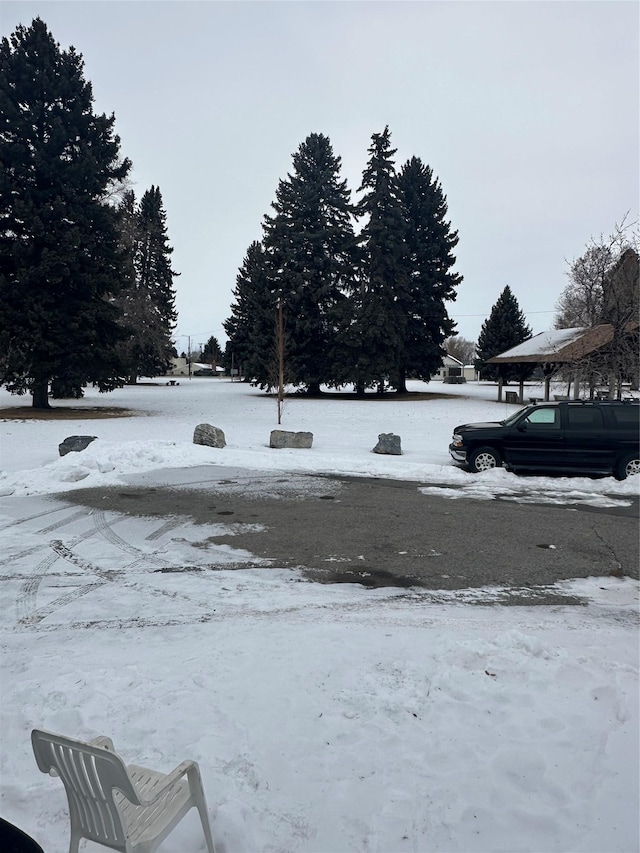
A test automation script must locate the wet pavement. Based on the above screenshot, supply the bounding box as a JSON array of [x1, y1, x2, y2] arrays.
[[61, 467, 639, 604]]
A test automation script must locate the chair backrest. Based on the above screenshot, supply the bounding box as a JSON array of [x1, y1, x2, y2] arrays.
[[32, 729, 140, 848]]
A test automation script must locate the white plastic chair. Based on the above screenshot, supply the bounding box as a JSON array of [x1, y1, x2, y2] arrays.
[[31, 729, 216, 853]]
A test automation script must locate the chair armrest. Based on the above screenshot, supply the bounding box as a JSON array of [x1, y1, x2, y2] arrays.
[[134, 760, 198, 807], [90, 736, 115, 751]]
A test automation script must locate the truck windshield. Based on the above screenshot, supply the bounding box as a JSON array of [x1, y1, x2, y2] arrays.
[[502, 406, 532, 427]]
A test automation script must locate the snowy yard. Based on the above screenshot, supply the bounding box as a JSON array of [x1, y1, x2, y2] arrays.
[[1, 379, 638, 852]]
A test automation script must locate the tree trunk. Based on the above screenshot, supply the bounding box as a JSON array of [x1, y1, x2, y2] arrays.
[[396, 369, 408, 394], [32, 379, 51, 409], [306, 382, 322, 397]]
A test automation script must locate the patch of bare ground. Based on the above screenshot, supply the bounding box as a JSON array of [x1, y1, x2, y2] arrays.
[[0, 406, 141, 421]]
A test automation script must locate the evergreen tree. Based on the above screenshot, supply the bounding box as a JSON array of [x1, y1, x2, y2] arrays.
[[202, 335, 222, 364], [0, 18, 131, 407], [475, 286, 532, 381], [262, 133, 356, 394], [114, 186, 178, 381], [224, 241, 278, 386], [337, 127, 409, 393], [395, 156, 461, 391]]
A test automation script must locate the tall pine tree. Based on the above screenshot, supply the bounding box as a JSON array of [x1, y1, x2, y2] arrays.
[[261, 133, 356, 394], [338, 127, 409, 393], [0, 18, 131, 407], [395, 156, 461, 392], [115, 186, 178, 381], [224, 241, 278, 386], [476, 285, 532, 381]]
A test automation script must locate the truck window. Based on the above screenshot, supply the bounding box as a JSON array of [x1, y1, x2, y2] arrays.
[[567, 408, 605, 429], [523, 408, 560, 428], [610, 406, 640, 425]]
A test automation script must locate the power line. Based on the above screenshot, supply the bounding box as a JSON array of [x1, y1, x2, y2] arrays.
[[451, 310, 556, 318]]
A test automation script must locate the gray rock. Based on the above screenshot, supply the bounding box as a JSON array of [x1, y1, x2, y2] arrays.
[[193, 423, 226, 448], [270, 430, 313, 449], [59, 435, 98, 457], [372, 433, 402, 455]]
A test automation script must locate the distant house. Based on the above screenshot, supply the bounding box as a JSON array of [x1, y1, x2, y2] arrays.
[[432, 354, 477, 383], [168, 358, 224, 377], [168, 357, 189, 376]]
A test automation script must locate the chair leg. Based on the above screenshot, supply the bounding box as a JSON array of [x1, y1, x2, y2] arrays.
[[68, 832, 80, 853], [196, 799, 216, 853], [186, 765, 216, 853]]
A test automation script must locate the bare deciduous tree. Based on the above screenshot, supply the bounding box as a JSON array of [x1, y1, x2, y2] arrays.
[[444, 335, 476, 365], [555, 219, 639, 395]]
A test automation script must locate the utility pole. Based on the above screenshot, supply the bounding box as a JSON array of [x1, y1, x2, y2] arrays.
[[188, 335, 192, 380], [277, 300, 285, 424]]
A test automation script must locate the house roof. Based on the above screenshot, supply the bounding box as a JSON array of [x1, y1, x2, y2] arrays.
[[488, 322, 639, 364]]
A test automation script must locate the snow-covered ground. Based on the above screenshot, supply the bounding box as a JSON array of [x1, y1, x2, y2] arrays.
[[1, 379, 638, 852], [1, 378, 638, 508]]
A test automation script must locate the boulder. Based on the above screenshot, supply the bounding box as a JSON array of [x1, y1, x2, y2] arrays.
[[193, 423, 226, 448], [58, 435, 97, 457], [270, 430, 313, 449], [372, 433, 402, 455]]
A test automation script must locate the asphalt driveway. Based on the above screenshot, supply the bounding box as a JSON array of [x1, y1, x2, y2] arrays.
[[63, 468, 639, 604]]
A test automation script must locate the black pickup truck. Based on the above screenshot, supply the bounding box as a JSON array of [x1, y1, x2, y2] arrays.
[[449, 400, 640, 480]]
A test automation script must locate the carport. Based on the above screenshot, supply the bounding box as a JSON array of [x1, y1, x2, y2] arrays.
[[487, 323, 639, 403]]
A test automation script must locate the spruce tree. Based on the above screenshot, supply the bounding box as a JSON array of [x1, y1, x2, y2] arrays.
[[338, 127, 409, 393], [0, 18, 131, 407], [262, 133, 356, 394], [202, 336, 222, 364], [224, 241, 278, 386], [476, 286, 532, 381], [115, 186, 178, 381], [395, 156, 461, 391]]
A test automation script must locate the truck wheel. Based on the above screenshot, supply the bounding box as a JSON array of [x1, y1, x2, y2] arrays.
[[615, 453, 640, 481], [468, 446, 502, 473]]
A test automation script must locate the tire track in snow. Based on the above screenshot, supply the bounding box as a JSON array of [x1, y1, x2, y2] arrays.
[[19, 581, 107, 626], [14, 531, 93, 624], [5, 507, 95, 566], [7, 509, 230, 629], [0, 504, 70, 532], [15, 550, 61, 624], [91, 509, 173, 570], [145, 518, 181, 540], [50, 540, 217, 612], [38, 508, 91, 533]]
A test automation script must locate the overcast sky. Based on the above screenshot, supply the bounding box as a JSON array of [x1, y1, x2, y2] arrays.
[[3, 1, 638, 352]]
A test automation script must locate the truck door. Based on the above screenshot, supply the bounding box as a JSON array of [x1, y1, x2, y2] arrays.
[[564, 405, 609, 470], [505, 406, 564, 469]]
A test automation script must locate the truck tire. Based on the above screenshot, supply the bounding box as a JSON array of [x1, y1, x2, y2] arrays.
[[614, 452, 640, 481], [468, 446, 502, 473]]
